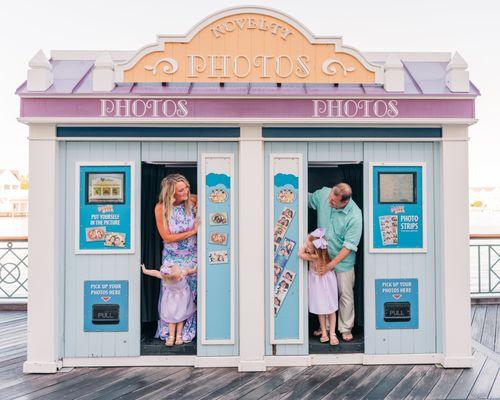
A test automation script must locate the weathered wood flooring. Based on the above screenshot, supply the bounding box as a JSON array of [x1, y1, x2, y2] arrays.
[[1, 306, 499, 399]]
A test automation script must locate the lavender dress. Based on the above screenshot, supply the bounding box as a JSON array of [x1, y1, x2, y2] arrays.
[[308, 261, 339, 315], [155, 204, 197, 342]]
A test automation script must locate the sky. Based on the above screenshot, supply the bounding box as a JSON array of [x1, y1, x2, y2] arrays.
[[1, 0, 499, 186]]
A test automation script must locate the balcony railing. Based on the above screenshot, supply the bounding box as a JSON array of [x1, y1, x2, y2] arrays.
[[0, 235, 498, 302], [470, 234, 500, 297], [0, 237, 28, 303]]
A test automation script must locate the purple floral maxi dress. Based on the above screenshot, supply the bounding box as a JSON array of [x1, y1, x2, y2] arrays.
[[155, 204, 197, 342]]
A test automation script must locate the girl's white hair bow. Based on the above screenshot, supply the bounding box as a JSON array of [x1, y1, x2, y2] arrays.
[[310, 228, 327, 250]]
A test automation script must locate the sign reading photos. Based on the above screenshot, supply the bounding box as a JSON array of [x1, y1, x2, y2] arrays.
[[76, 163, 134, 254], [370, 163, 426, 253], [201, 154, 234, 344], [270, 154, 303, 344]]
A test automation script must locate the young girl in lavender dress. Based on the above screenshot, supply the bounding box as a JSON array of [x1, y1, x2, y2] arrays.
[[298, 228, 339, 346], [141, 262, 196, 346]]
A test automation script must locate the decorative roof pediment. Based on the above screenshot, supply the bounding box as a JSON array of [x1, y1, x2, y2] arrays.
[[115, 6, 384, 84]]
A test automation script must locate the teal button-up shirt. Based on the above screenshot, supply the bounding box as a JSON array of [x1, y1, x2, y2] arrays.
[[308, 187, 363, 272]]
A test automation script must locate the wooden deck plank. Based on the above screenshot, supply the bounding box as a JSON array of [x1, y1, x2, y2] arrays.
[[215, 368, 287, 400], [73, 366, 185, 400], [468, 358, 500, 399], [425, 368, 463, 399], [447, 350, 488, 399], [404, 366, 444, 400], [321, 365, 379, 399], [472, 305, 487, 342], [237, 367, 307, 400], [471, 304, 477, 324], [339, 365, 393, 399], [279, 366, 344, 399], [481, 304, 498, 350], [363, 365, 414, 400], [495, 305, 500, 353], [294, 365, 359, 400], [206, 369, 276, 400], [488, 368, 500, 399], [129, 367, 225, 400], [385, 365, 432, 400]]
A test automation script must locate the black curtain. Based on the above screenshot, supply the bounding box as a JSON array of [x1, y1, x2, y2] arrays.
[[307, 164, 364, 329], [140, 163, 198, 324]]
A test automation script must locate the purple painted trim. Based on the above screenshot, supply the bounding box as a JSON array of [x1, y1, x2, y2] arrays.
[[19, 97, 475, 119]]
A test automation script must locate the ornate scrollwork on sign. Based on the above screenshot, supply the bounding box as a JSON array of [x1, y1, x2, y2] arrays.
[[144, 57, 178, 75], [322, 58, 356, 76]]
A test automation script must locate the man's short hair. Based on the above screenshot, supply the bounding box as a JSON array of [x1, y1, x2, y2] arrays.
[[332, 183, 352, 202]]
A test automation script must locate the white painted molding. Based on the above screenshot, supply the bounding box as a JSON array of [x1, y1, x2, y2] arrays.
[[114, 6, 384, 84], [93, 52, 115, 92], [23, 360, 62, 374], [27, 50, 53, 92], [446, 52, 470, 93], [383, 54, 405, 92]]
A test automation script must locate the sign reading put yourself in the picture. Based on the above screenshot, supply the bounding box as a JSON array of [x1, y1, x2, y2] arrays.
[[76, 163, 134, 254]]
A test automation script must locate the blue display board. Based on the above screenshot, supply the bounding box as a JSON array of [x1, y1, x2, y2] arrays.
[[371, 164, 425, 252], [375, 279, 418, 329], [78, 164, 133, 253], [84, 280, 128, 332], [271, 155, 302, 342], [203, 155, 233, 342]]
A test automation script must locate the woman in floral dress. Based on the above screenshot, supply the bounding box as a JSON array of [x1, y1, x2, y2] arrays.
[[154, 174, 198, 343]]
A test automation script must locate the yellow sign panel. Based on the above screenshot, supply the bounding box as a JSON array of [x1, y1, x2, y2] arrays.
[[116, 7, 384, 84]]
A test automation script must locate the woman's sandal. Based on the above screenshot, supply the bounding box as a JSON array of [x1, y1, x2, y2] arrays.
[[175, 335, 184, 345], [319, 334, 330, 343], [165, 336, 175, 347], [330, 334, 340, 346]]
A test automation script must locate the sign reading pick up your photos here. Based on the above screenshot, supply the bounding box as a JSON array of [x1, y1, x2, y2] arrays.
[[84, 280, 129, 332], [76, 163, 134, 254], [270, 154, 303, 344], [370, 163, 426, 253], [375, 279, 418, 329]]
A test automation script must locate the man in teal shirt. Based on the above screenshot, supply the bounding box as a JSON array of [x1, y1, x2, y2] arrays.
[[308, 183, 362, 341]]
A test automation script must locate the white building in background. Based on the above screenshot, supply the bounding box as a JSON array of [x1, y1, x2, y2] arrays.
[[0, 169, 28, 216], [470, 187, 500, 211]]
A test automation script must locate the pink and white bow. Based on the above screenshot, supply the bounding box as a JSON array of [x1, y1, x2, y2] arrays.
[[310, 227, 327, 250]]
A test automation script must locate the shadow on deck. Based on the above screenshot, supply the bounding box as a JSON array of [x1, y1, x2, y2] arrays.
[[1, 305, 500, 399]]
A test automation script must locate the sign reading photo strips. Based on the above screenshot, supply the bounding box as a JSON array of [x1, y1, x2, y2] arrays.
[[76, 163, 134, 254], [369, 163, 426, 253], [269, 153, 304, 344], [200, 154, 235, 344]]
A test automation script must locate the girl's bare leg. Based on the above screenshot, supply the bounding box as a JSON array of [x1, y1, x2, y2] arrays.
[[329, 312, 339, 345], [318, 315, 329, 342], [175, 321, 184, 345], [166, 323, 176, 346]]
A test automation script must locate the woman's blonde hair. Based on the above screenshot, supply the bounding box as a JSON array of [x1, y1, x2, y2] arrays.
[[307, 234, 331, 267], [159, 174, 192, 230]]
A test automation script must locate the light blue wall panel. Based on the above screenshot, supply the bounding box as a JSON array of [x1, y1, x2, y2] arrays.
[[197, 142, 239, 357], [265, 142, 309, 356], [63, 142, 141, 358], [308, 141, 363, 162], [363, 142, 437, 355], [141, 141, 198, 162]]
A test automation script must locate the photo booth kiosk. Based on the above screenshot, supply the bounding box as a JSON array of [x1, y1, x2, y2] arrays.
[[17, 6, 478, 373]]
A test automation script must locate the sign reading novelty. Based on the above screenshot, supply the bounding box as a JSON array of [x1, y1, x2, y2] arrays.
[[114, 8, 383, 84], [84, 280, 128, 332], [370, 163, 426, 252], [77, 164, 134, 253], [375, 279, 418, 329]]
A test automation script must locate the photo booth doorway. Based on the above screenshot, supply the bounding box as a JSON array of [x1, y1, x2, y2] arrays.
[[308, 162, 364, 354], [140, 162, 198, 356]]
